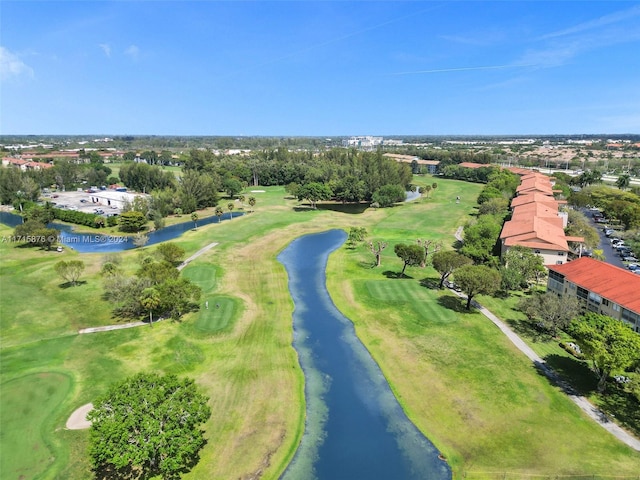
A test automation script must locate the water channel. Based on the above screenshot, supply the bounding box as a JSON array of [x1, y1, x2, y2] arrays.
[[0, 211, 239, 253], [278, 229, 450, 480]]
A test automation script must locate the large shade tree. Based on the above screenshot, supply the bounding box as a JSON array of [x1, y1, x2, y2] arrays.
[[518, 292, 579, 337], [394, 243, 424, 276], [453, 264, 501, 310], [431, 250, 473, 289], [88, 373, 211, 479], [569, 313, 640, 392]]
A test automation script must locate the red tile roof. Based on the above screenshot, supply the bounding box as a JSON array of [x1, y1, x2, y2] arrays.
[[548, 257, 640, 313]]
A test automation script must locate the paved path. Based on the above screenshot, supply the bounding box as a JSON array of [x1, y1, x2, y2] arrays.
[[177, 241, 219, 271], [454, 226, 464, 243], [451, 289, 640, 451], [78, 241, 219, 334]]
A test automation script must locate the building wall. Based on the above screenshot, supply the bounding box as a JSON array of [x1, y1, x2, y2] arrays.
[[547, 274, 640, 333], [502, 243, 567, 265]]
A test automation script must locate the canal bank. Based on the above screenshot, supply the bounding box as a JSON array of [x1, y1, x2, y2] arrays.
[[278, 229, 450, 480]]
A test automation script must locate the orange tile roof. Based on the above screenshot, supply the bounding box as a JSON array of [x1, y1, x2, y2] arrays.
[[548, 257, 640, 313], [512, 202, 560, 219], [458, 162, 490, 169], [510, 192, 558, 207], [500, 216, 569, 250]]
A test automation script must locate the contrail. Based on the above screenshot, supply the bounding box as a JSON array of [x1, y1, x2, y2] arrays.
[[389, 64, 536, 76]]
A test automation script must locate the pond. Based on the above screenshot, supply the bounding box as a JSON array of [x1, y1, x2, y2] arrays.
[[0, 210, 240, 253], [277, 230, 450, 480]]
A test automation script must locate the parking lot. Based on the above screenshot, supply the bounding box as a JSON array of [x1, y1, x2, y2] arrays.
[[586, 208, 639, 273], [43, 190, 124, 216]]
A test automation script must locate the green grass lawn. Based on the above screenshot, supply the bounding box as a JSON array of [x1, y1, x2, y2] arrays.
[[2, 176, 640, 480], [0, 372, 72, 480]]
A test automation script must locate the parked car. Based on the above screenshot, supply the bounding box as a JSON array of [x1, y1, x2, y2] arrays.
[[623, 256, 639, 262], [94, 208, 104, 214], [627, 264, 638, 271], [604, 229, 614, 236]]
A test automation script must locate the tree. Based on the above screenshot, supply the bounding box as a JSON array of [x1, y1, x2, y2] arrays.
[[394, 243, 424, 276], [416, 238, 442, 267], [453, 264, 501, 310], [460, 216, 502, 265], [346, 227, 367, 248], [369, 241, 387, 267], [140, 287, 161, 326], [222, 177, 243, 198], [155, 242, 185, 266], [518, 292, 579, 337], [371, 184, 405, 207], [569, 313, 640, 392], [423, 185, 432, 198], [119, 211, 147, 233], [191, 212, 198, 229], [88, 373, 211, 479], [215, 206, 224, 223], [431, 250, 472, 288], [616, 174, 631, 190], [54, 260, 85, 286], [297, 182, 333, 209], [248, 196, 256, 213], [502, 246, 546, 290]]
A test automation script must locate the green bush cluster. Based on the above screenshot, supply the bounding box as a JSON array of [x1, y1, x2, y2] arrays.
[[53, 208, 103, 228]]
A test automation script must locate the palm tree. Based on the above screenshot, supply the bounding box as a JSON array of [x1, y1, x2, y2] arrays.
[[423, 185, 432, 198], [191, 212, 198, 229], [140, 288, 161, 327], [248, 196, 256, 213], [215, 206, 224, 223], [616, 174, 631, 190], [227, 202, 234, 219]]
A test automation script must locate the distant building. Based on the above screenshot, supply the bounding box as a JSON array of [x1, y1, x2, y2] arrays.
[[383, 154, 440, 174], [343, 136, 383, 150], [2, 157, 54, 171], [547, 257, 640, 334]]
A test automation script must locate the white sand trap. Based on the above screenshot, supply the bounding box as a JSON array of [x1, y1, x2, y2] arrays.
[[250, 190, 265, 193], [66, 403, 94, 430]]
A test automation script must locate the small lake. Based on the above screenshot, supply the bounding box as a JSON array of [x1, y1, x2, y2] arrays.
[[0, 211, 240, 253], [277, 230, 450, 480]]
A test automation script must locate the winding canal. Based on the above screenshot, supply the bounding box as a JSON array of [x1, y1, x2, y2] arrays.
[[278, 229, 450, 480], [0, 211, 239, 253]]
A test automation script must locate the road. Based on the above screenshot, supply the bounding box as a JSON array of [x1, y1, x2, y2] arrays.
[[583, 209, 628, 269]]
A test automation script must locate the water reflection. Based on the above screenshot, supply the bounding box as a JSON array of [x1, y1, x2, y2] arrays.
[[0, 211, 241, 252], [278, 230, 450, 480]]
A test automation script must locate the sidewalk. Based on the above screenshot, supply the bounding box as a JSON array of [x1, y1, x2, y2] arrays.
[[79, 241, 219, 334], [452, 289, 640, 451]]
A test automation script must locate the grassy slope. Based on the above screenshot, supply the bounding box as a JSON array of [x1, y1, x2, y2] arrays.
[[1, 180, 639, 480]]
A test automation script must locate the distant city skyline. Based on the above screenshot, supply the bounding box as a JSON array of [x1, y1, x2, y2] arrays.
[[1, 1, 639, 135]]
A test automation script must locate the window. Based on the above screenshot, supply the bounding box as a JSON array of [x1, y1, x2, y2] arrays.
[[534, 250, 541, 254], [602, 299, 610, 307], [613, 304, 621, 312], [557, 252, 565, 256], [556, 260, 563, 264], [577, 287, 589, 301]]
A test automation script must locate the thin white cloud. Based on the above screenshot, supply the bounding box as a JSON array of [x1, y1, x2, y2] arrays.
[[540, 4, 640, 40], [0, 46, 34, 81], [99, 43, 111, 58], [389, 64, 534, 76], [124, 45, 140, 60]]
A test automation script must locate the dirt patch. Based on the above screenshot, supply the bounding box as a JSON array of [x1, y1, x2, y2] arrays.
[[66, 403, 93, 430]]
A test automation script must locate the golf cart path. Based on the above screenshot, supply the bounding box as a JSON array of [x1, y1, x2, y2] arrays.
[[451, 288, 640, 451], [78, 242, 218, 334]]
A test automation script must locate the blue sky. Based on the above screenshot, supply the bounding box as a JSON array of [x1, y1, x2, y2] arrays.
[[1, 1, 639, 135]]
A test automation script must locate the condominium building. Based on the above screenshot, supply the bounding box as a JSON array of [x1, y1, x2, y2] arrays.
[[547, 257, 640, 333]]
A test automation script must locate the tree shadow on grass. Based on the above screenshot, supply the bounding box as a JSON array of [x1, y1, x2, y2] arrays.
[[383, 270, 412, 279], [58, 280, 87, 289], [505, 317, 552, 343], [597, 386, 640, 437], [542, 353, 597, 396], [437, 295, 472, 314], [419, 277, 441, 290], [317, 203, 369, 214]]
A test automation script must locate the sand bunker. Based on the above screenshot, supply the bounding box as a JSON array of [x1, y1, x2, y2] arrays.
[[66, 403, 93, 430]]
